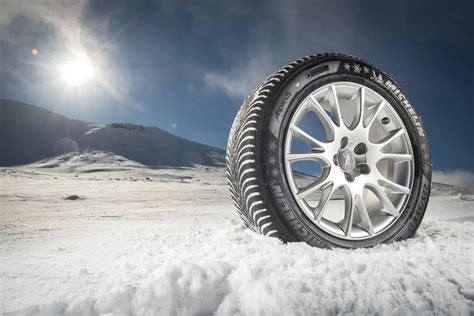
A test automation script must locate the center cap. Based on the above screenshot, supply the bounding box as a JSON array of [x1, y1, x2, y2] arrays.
[[337, 149, 356, 172]]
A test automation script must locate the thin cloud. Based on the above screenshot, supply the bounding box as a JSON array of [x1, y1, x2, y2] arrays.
[[205, 53, 275, 100], [0, 0, 87, 37], [203, 0, 358, 100]]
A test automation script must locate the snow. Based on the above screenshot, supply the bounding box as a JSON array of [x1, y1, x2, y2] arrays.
[[1, 151, 473, 315]]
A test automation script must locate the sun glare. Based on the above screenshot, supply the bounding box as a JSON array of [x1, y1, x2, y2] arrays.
[[59, 54, 95, 86]]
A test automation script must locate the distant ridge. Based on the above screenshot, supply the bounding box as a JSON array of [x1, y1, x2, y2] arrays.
[[0, 99, 224, 167]]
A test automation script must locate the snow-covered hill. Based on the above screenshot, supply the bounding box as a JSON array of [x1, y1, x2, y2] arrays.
[[1, 152, 473, 315], [0, 99, 224, 167]]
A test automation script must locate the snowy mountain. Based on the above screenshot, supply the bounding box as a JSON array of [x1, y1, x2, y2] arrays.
[[431, 181, 474, 197], [0, 99, 225, 167]]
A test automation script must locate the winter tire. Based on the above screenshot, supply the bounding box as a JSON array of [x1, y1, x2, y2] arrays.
[[226, 53, 431, 248]]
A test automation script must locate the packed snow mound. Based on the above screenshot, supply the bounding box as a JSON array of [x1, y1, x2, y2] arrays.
[[7, 221, 474, 316], [0, 99, 224, 167]]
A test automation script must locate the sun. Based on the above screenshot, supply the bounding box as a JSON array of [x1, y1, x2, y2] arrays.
[[59, 53, 95, 86]]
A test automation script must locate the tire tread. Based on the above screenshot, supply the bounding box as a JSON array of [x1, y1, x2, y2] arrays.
[[226, 53, 357, 239]]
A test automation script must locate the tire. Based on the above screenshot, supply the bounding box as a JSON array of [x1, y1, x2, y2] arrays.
[[226, 53, 431, 248]]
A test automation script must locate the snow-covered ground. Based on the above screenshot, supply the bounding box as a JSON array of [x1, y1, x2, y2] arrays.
[[1, 151, 473, 315]]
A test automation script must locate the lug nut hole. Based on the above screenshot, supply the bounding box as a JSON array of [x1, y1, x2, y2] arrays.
[[358, 164, 371, 175], [344, 173, 354, 182], [354, 143, 368, 155], [381, 117, 390, 125], [340, 137, 348, 149]]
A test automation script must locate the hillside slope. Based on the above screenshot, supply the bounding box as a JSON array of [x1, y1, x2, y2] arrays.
[[0, 99, 224, 167]]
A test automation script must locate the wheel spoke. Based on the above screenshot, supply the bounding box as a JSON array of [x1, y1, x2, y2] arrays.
[[360, 87, 365, 124], [287, 152, 324, 162], [378, 177, 410, 195], [379, 153, 412, 163], [308, 96, 335, 140], [330, 85, 344, 127], [376, 128, 405, 149], [297, 178, 331, 199], [367, 184, 398, 216], [341, 186, 355, 237], [287, 152, 330, 168], [313, 182, 336, 222], [351, 87, 365, 129], [290, 125, 326, 150], [354, 194, 374, 235], [366, 100, 385, 130]]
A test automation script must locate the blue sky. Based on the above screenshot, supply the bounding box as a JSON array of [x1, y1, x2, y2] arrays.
[[1, 0, 473, 172]]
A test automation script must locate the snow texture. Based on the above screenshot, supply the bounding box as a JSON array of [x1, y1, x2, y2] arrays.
[[1, 151, 473, 315]]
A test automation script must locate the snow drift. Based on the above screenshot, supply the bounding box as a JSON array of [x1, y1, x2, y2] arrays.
[[4, 221, 474, 315]]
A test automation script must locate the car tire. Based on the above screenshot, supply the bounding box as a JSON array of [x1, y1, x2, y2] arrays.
[[226, 53, 431, 248]]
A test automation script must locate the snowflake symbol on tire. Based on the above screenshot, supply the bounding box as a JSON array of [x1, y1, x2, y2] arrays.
[[353, 64, 361, 73], [344, 63, 351, 71]]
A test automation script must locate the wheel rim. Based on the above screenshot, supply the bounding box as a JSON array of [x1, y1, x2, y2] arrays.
[[284, 82, 414, 240]]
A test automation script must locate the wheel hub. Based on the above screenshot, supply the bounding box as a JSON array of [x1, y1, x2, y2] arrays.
[[336, 148, 356, 173], [334, 140, 369, 180]]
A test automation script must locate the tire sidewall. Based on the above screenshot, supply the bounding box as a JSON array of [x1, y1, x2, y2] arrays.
[[257, 56, 431, 248]]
